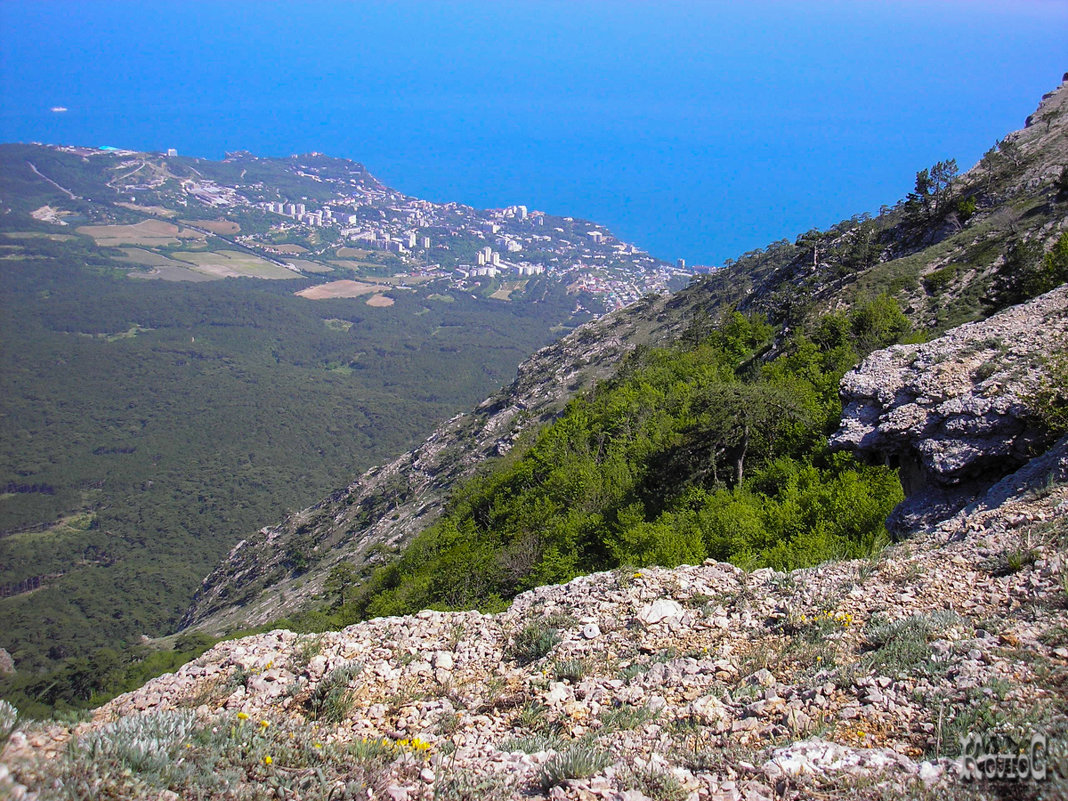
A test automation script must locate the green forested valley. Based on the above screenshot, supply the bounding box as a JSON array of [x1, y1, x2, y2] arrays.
[[0, 234, 579, 682]]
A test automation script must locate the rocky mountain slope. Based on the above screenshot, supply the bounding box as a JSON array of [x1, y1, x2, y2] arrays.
[[3, 286, 1068, 799], [180, 286, 728, 634], [183, 76, 1068, 638]]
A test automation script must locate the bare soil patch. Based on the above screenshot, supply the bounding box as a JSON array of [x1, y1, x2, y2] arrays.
[[30, 206, 72, 225], [296, 280, 379, 300]]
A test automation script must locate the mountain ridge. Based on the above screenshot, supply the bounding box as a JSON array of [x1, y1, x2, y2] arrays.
[[182, 77, 1068, 639]]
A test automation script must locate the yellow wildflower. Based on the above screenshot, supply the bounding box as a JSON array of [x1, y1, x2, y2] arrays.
[[263, 755, 273, 766], [260, 720, 270, 729], [236, 712, 249, 721]]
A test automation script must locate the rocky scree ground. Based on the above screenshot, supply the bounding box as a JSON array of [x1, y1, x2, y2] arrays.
[[4, 291, 1068, 800], [2, 459, 1066, 800]]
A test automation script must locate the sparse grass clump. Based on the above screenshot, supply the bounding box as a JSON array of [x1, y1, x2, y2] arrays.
[[500, 732, 562, 754], [539, 744, 612, 790], [862, 610, 960, 677], [78, 709, 201, 778], [617, 764, 687, 801], [306, 661, 362, 723], [599, 703, 656, 731], [509, 620, 562, 665], [0, 699, 18, 748], [433, 768, 515, 801], [553, 657, 587, 682]]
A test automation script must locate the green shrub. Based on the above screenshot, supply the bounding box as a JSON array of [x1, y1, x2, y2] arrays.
[[922, 264, 958, 294], [1027, 352, 1068, 436], [956, 196, 977, 222]]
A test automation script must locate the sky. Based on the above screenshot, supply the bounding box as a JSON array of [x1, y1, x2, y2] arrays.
[[1, 0, 1066, 264]]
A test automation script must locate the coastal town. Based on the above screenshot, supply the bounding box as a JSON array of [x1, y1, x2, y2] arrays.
[[240, 151, 695, 310], [52, 144, 697, 311]]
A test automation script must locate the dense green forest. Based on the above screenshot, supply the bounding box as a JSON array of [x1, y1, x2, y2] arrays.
[[0, 233, 580, 681], [272, 296, 915, 631]]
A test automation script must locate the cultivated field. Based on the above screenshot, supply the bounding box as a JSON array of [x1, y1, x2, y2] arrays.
[[128, 265, 217, 282], [170, 250, 294, 279], [76, 220, 204, 247], [328, 259, 383, 272], [114, 202, 177, 217], [287, 259, 333, 274], [185, 219, 240, 234], [114, 247, 185, 267], [365, 293, 395, 307], [335, 247, 374, 258], [2, 231, 76, 242]]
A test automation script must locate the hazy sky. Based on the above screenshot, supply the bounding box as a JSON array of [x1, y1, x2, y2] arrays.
[[2, 1, 1066, 263]]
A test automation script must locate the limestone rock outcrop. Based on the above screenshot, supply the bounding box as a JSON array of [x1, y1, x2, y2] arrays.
[[831, 285, 1068, 533]]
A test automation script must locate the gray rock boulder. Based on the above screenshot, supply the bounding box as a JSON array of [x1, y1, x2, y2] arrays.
[[831, 285, 1068, 533]]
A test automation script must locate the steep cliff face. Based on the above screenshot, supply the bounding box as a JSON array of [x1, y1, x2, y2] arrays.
[[831, 285, 1068, 533]]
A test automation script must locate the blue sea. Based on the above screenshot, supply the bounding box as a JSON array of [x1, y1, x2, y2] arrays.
[[2, 1, 1065, 265]]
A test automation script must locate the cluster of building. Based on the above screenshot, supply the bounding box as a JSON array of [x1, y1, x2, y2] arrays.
[[184, 180, 241, 208], [260, 201, 358, 228], [179, 153, 692, 310]]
